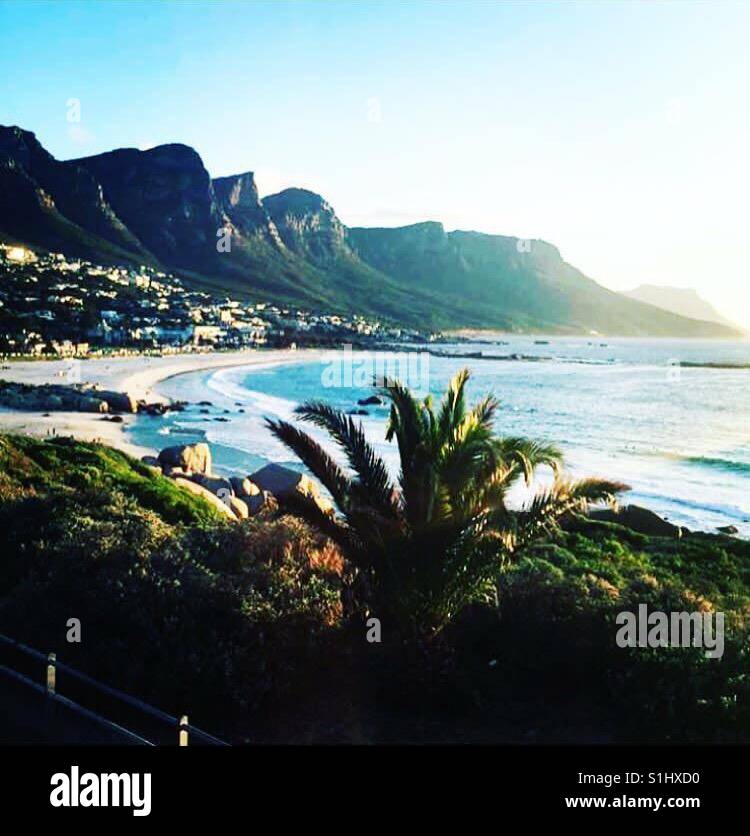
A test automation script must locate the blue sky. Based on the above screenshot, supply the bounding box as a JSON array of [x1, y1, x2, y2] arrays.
[[1, 0, 749, 327]]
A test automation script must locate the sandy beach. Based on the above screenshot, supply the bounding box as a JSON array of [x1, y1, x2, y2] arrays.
[[0, 348, 319, 458]]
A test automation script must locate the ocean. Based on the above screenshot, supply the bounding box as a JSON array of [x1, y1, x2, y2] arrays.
[[126, 337, 750, 536]]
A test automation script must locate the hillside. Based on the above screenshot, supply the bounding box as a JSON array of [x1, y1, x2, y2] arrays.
[[348, 224, 739, 336], [0, 124, 741, 337]]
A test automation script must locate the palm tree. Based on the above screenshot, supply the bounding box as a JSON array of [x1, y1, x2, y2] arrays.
[[266, 368, 626, 636]]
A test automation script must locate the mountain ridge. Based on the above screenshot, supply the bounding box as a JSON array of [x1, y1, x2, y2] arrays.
[[0, 124, 740, 337]]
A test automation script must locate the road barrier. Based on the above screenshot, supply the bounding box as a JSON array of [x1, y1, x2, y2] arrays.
[[0, 633, 228, 746]]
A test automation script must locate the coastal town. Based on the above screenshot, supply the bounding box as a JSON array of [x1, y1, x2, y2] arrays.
[[0, 244, 434, 359]]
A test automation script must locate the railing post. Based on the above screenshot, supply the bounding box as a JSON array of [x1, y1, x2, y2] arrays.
[[179, 714, 189, 746], [46, 652, 56, 696], [44, 652, 57, 725]]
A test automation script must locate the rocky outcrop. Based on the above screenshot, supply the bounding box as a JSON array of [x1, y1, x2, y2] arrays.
[[157, 443, 212, 476], [0, 381, 147, 415], [249, 462, 334, 516], [153, 444, 296, 521], [73, 143, 224, 271], [213, 171, 285, 249], [263, 188, 349, 264], [589, 504, 685, 537], [0, 381, 111, 413], [151, 441, 330, 522], [94, 389, 138, 413]]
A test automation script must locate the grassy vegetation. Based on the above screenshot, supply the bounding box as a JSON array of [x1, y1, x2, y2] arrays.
[[0, 432, 749, 743], [0, 434, 224, 525], [477, 521, 750, 742]]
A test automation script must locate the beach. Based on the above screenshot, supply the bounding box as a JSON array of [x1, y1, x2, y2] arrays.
[[0, 348, 321, 458], [1, 338, 748, 535]]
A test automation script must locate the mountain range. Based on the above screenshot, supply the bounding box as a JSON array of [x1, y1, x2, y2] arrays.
[[0, 125, 740, 337]]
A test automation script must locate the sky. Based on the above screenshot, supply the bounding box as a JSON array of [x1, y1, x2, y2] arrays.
[[1, 0, 749, 328]]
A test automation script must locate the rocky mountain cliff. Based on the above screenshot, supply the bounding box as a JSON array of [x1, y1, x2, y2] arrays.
[[0, 124, 740, 337], [263, 188, 349, 264], [73, 144, 225, 271], [212, 171, 284, 248], [0, 126, 153, 262]]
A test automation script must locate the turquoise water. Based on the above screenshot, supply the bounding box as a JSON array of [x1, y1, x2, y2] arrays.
[[127, 338, 750, 535]]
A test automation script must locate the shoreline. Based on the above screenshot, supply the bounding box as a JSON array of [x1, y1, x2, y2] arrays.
[[0, 348, 321, 458], [0, 347, 747, 538]]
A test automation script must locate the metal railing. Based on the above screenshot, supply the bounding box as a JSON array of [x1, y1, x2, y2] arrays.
[[0, 633, 228, 746]]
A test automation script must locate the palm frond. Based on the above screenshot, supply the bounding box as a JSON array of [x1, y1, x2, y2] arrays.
[[557, 477, 629, 505], [294, 401, 396, 518], [437, 368, 471, 439], [265, 417, 352, 511], [381, 377, 425, 455], [468, 394, 500, 431], [493, 437, 563, 485]]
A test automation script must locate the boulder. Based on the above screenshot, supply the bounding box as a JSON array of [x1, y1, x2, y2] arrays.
[[357, 395, 383, 406], [230, 476, 260, 498], [74, 395, 108, 413], [140, 455, 160, 467], [189, 473, 234, 498], [589, 504, 683, 537], [96, 390, 138, 413], [229, 496, 249, 520], [173, 477, 235, 519], [158, 442, 212, 476], [249, 463, 334, 516]]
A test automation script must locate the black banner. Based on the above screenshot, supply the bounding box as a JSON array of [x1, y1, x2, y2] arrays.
[[2, 745, 743, 822]]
